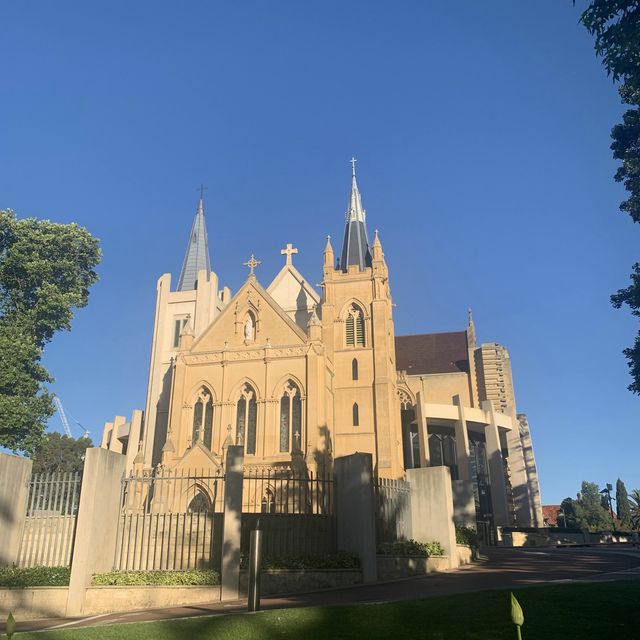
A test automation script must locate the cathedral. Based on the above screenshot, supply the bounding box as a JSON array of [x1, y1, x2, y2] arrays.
[[101, 163, 543, 530]]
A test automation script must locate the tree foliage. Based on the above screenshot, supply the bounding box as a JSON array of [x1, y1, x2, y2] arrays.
[[616, 478, 632, 527], [578, 0, 640, 393], [30, 432, 93, 475], [0, 209, 100, 454], [561, 481, 613, 531]]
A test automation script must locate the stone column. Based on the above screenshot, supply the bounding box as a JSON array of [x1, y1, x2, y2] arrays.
[[407, 466, 458, 569], [221, 445, 244, 601], [67, 448, 126, 616], [0, 453, 32, 566], [503, 408, 534, 527], [124, 409, 144, 473], [481, 401, 509, 527], [452, 395, 471, 482], [334, 453, 377, 583], [108, 416, 126, 454], [415, 389, 430, 467]]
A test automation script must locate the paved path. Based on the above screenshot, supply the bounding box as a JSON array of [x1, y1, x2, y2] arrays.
[[8, 546, 640, 634]]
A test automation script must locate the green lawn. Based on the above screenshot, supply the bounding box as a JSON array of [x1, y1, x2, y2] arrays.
[[9, 580, 640, 640]]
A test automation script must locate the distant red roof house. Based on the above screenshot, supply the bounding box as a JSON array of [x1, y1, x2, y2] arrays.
[[395, 331, 470, 375], [542, 505, 561, 527]]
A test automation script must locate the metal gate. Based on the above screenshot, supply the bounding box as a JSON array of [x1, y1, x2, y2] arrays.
[[113, 468, 225, 571], [17, 471, 82, 567]]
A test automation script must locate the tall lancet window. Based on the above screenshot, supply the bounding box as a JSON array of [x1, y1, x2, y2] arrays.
[[345, 304, 365, 347], [192, 387, 214, 450], [279, 380, 302, 452], [236, 384, 257, 455]]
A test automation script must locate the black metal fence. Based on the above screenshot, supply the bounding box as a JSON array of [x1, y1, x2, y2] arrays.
[[241, 467, 336, 557], [113, 469, 225, 571], [17, 472, 82, 567]]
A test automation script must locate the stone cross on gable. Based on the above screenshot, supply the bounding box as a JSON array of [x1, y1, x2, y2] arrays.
[[281, 243, 298, 266], [243, 254, 261, 275]]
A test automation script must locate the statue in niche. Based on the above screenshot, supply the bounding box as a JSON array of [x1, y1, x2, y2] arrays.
[[244, 314, 255, 341]]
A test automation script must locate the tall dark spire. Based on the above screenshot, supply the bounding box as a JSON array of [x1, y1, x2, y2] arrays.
[[340, 157, 371, 272], [177, 194, 212, 291]]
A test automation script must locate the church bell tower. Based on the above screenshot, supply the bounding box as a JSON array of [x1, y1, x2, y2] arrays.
[[321, 160, 404, 478]]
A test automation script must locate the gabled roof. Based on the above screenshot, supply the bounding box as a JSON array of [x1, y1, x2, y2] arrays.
[[177, 197, 211, 291], [189, 275, 308, 352], [395, 331, 470, 375]]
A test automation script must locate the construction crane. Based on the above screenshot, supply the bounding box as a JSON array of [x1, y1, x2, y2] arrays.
[[54, 396, 90, 439]]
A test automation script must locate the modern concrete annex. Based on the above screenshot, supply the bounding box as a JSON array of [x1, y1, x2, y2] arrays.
[[101, 163, 543, 533]]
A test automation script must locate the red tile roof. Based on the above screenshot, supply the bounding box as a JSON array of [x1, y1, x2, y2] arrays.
[[542, 505, 561, 526], [395, 331, 470, 375]]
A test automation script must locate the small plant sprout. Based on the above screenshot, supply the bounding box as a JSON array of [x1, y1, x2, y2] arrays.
[[510, 593, 524, 639], [5, 612, 16, 639]]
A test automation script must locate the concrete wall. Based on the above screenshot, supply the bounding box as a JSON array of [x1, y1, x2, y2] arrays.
[[0, 453, 32, 566], [239, 569, 361, 596], [334, 453, 377, 582], [66, 448, 126, 616], [451, 479, 476, 529], [0, 586, 220, 620], [376, 555, 449, 580], [407, 466, 458, 569]]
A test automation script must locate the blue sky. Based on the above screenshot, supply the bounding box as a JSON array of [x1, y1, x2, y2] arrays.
[[1, 1, 638, 504]]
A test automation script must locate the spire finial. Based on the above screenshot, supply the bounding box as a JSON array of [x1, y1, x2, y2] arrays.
[[350, 156, 357, 177], [280, 243, 298, 266], [243, 254, 261, 276], [197, 184, 206, 200]]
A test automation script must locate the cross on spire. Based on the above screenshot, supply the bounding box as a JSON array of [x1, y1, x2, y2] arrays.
[[243, 254, 261, 275], [197, 184, 206, 200], [350, 156, 357, 177], [280, 243, 298, 266]]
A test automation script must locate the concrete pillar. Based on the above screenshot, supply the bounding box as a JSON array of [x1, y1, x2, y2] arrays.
[[67, 448, 126, 616], [334, 453, 377, 583], [503, 408, 533, 527], [124, 410, 144, 473], [452, 395, 471, 482], [108, 416, 126, 453], [0, 453, 32, 566], [415, 390, 430, 467], [407, 466, 459, 569], [481, 401, 509, 527], [451, 479, 476, 529], [518, 413, 544, 527], [221, 445, 244, 601]]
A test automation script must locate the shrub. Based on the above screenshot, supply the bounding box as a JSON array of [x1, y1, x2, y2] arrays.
[[376, 539, 444, 557], [91, 570, 220, 586], [455, 526, 479, 548], [240, 552, 360, 570], [0, 566, 70, 587]]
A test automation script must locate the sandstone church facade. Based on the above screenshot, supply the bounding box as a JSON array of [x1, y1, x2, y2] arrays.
[[101, 164, 543, 530]]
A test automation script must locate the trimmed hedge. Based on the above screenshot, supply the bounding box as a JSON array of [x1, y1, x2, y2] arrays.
[[92, 570, 220, 586], [0, 566, 71, 587], [455, 526, 479, 548], [240, 552, 360, 571], [376, 539, 444, 557]]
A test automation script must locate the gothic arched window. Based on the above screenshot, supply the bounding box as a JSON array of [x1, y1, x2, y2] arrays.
[[236, 384, 257, 455], [353, 402, 360, 426], [279, 380, 302, 452], [352, 358, 359, 380], [345, 304, 365, 347], [192, 387, 214, 450], [187, 491, 211, 514]]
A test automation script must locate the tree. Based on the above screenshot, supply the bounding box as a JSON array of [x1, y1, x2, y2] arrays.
[[630, 489, 640, 529], [578, 1, 640, 393], [560, 496, 586, 528], [0, 209, 101, 454], [578, 481, 613, 531], [31, 432, 93, 475], [616, 478, 632, 528]]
